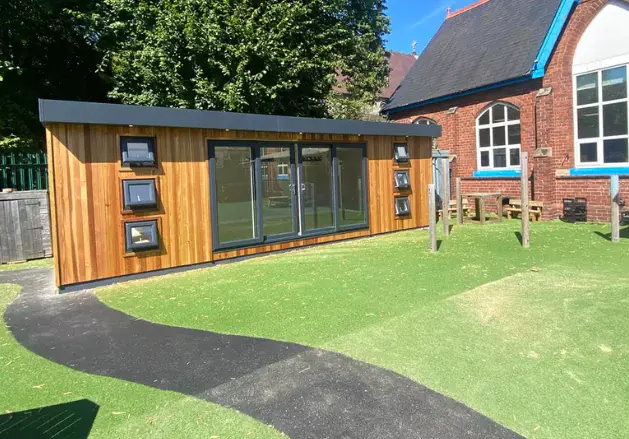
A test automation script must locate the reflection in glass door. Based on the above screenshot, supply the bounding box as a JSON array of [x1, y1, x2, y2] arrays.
[[260, 146, 297, 239], [213, 146, 258, 246], [299, 146, 334, 232]]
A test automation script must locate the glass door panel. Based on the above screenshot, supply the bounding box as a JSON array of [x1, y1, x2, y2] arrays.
[[214, 146, 259, 246], [300, 146, 334, 232], [337, 147, 367, 227], [260, 146, 297, 238]]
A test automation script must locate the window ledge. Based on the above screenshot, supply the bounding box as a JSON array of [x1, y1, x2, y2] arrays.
[[569, 167, 629, 177], [473, 170, 521, 179]]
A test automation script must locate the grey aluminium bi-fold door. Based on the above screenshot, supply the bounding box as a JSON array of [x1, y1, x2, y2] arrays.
[[209, 141, 298, 250], [209, 141, 368, 251]]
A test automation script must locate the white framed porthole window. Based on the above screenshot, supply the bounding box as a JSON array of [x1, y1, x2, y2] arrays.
[[574, 64, 629, 167], [475, 103, 521, 170]]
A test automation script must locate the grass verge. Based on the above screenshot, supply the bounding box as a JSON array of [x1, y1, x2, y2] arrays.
[[99, 221, 629, 439], [0, 258, 53, 271], [0, 284, 283, 439]]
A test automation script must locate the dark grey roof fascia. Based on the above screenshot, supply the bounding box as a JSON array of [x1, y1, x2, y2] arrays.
[[39, 99, 441, 138]]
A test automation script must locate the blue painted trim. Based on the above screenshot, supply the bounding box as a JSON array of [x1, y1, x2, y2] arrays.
[[569, 167, 629, 177], [384, 0, 578, 115], [383, 75, 532, 115], [473, 170, 521, 179], [531, 0, 578, 78]]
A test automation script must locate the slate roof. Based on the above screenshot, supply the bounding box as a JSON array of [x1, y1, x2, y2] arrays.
[[334, 51, 417, 99], [381, 52, 418, 99], [383, 0, 564, 113]]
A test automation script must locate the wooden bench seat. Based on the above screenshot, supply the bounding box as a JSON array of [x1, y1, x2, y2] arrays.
[[438, 199, 471, 220], [506, 199, 544, 222]]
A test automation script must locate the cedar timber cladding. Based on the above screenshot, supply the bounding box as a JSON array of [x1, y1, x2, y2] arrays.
[[42, 100, 438, 287], [46, 124, 213, 287]]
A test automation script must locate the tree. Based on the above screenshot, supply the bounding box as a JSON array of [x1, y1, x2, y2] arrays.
[[92, 0, 390, 118], [0, 0, 109, 151]]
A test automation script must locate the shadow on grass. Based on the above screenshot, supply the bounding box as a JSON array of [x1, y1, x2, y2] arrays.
[[436, 239, 444, 251], [0, 399, 98, 439], [514, 231, 523, 245], [594, 226, 629, 242]]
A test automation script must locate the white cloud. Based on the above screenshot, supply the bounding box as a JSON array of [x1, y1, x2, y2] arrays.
[[409, 1, 454, 29]]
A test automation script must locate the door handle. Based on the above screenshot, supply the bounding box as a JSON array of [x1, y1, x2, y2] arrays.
[[301, 183, 306, 191]]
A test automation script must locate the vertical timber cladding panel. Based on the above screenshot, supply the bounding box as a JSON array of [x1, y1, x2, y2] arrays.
[[367, 135, 432, 235], [45, 127, 61, 285], [47, 123, 213, 287]]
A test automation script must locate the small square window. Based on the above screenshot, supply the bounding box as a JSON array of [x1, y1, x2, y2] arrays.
[[123, 179, 157, 210], [395, 196, 410, 216], [394, 144, 410, 163], [121, 136, 156, 167], [493, 126, 506, 146], [125, 220, 159, 252], [394, 170, 411, 189], [480, 151, 490, 167], [580, 143, 597, 163]]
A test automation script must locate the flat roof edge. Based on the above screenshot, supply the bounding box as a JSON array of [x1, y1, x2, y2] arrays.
[[38, 99, 441, 138]]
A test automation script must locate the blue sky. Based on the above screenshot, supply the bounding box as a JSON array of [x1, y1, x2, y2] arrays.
[[385, 0, 476, 54]]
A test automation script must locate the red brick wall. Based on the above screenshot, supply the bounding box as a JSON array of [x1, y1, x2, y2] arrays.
[[556, 177, 629, 222], [390, 0, 623, 222]]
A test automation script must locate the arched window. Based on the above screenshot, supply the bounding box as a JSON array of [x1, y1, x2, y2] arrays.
[[414, 117, 439, 148], [413, 117, 437, 126], [573, 1, 629, 166], [476, 103, 521, 170]]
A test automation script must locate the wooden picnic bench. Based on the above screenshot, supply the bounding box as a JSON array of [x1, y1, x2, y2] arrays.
[[438, 199, 471, 221], [506, 199, 544, 222]]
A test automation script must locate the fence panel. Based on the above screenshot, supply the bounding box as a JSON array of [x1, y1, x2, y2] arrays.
[[0, 152, 48, 191], [0, 190, 51, 263]]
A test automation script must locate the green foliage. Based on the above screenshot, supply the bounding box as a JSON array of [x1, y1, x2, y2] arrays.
[[0, 0, 390, 152], [327, 91, 387, 121], [93, 0, 390, 117], [0, 0, 109, 151]]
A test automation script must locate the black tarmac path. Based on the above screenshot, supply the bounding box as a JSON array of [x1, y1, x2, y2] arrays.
[[2, 269, 524, 439]]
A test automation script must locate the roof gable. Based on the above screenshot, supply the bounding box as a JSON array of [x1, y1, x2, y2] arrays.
[[384, 0, 573, 113]]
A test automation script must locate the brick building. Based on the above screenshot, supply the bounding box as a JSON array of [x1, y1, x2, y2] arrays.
[[383, 0, 629, 221]]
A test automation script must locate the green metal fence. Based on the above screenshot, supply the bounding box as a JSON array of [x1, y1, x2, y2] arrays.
[[0, 152, 48, 191]]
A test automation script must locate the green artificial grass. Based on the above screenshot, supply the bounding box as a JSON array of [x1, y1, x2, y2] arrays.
[[99, 221, 629, 439], [0, 285, 283, 438], [0, 257, 53, 271]]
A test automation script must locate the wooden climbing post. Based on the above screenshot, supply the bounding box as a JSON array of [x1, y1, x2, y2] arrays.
[[428, 184, 437, 253], [440, 159, 450, 236], [456, 177, 463, 225], [520, 152, 530, 249], [611, 175, 620, 243]]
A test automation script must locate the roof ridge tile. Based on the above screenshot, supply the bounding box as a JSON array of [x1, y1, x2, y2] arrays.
[[447, 0, 491, 19]]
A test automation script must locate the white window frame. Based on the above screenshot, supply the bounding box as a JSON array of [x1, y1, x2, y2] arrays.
[[277, 162, 289, 177], [573, 63, 629, 167], [414, 118, 439, 148], [475, 103, 521, 171], [413, 117, 437, 125]]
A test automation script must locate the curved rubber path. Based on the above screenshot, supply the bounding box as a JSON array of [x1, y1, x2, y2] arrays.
[[3, 269, 523, 439]]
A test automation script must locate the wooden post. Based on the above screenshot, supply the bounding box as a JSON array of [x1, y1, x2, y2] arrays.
[[611, 175, 620, 243], [440, 159, 450, 236], [428, 184, 437, 253], [520, 152, 530, 248], [456, 177, 463, 225]]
